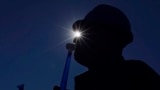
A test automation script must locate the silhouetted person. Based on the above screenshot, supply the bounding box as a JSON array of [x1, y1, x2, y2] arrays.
[[72, 4, 160, 90]]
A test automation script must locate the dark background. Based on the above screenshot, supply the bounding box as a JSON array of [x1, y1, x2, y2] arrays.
[[0, 0, 160, 90]]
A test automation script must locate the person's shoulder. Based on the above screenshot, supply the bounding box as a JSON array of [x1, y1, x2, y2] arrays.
[[124, 59, 149, 68], [125, 59, 146, 64], [124, 59, 159, 75], [122, 60, 150, 73], [124, 60, 160, 88]]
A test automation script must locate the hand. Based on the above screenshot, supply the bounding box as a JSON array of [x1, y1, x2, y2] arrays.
[[53, 86, 61, 90], [53, 86, 68, 90]]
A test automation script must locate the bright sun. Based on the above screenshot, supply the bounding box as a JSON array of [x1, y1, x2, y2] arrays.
[[74, 30, 82, 38]]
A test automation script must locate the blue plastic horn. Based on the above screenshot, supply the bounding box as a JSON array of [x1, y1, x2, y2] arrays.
[[60, 43, 75, 90]]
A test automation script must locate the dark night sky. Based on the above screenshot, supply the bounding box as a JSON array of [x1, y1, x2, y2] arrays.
[[0, 0, 160, 90]]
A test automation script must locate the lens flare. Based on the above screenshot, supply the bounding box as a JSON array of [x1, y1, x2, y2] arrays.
[[74, 30, 82, 38]]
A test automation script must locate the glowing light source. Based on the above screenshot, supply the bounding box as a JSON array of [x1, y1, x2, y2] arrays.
[[74, 30, 82, 38]]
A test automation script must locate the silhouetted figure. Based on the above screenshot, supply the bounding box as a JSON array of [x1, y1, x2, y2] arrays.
[[72, 4, 160, 90]]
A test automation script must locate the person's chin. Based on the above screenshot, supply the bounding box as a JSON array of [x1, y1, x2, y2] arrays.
[[74, 51, 87, 61], [74, 51, 85, 60]]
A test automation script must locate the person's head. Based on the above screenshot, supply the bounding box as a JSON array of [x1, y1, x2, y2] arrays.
[[72, 4, 133, 68]]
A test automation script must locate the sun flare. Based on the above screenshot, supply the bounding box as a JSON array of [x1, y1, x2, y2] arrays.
[[74, 30, 82, 38]]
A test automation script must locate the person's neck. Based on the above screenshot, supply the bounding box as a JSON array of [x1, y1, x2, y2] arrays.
[[89, 53, 124, 71]]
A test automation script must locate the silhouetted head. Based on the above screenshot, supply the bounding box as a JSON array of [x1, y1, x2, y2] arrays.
[[72, 4, 133, 68]]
